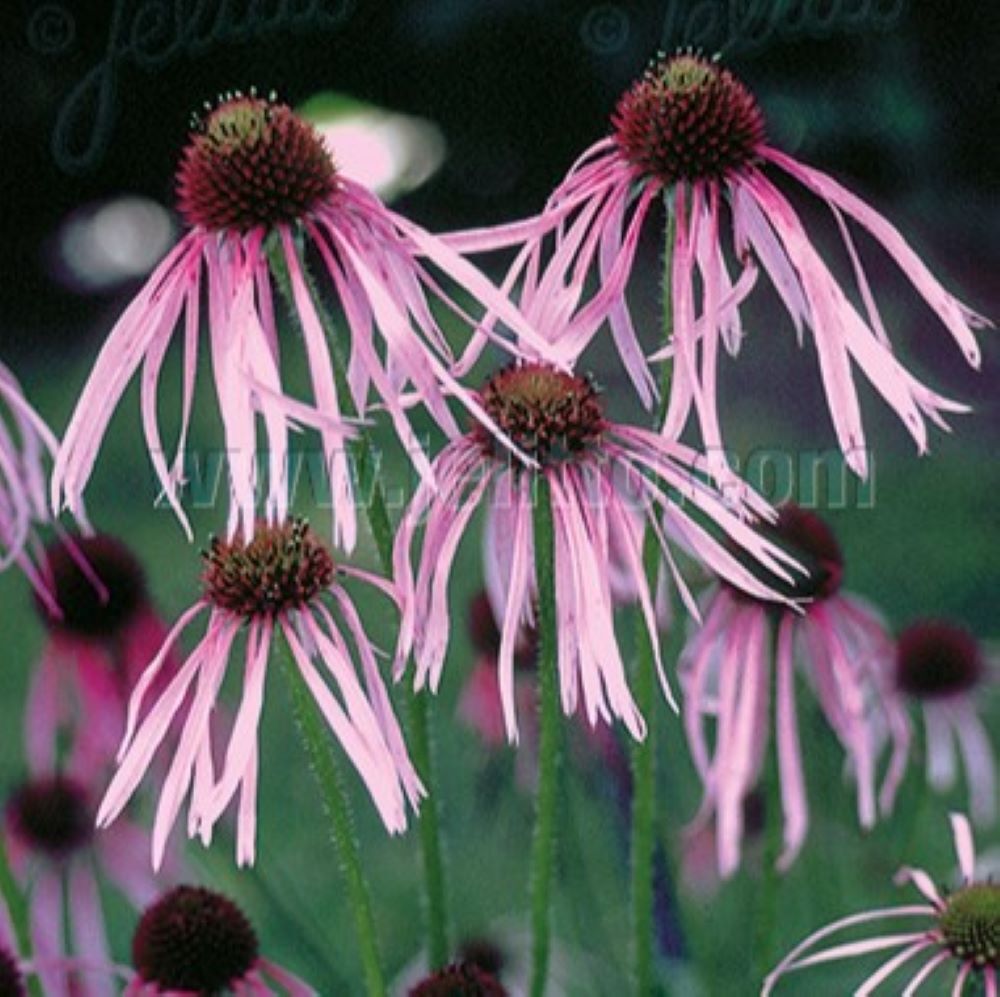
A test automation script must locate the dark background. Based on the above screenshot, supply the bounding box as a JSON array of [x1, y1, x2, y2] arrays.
[[3, 0, 999, 348]]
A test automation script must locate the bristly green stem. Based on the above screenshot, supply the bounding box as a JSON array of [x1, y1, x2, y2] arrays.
[[530, 474, 562, 997], [280, 645, 386, 997], [630, 528, 661, 996], [629, 196, 678, 997], [754, 616, 784, 988], [271, 233, 450, 968], [0, 839, 42, 997]]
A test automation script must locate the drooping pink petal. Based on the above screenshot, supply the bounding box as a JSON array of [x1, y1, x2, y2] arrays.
[[775, 613, 808, 871], [496, 473, 533, 743], [763, 146, 989, 366], [949, 812, 976, 882], [893, 865, 943, 908]]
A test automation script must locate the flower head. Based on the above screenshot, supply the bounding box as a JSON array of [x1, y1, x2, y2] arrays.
[[612, 53, 765, 186], [680, 504, 911, 875], [39, 533, 147, 638], [98, 517, 422, 868], [897, 621, 985, 700], [446, 53, 988, 474], [395, 358, 797, 743], [132, 885, 257, 992], [473, 366, 605, 463], [127, 884, 314, 995], [53, 92, 555, 549], [201, 518, 335, 617], [896, 620, 996, 827], [409, 961, 508, 996], [6, 777, 92, 859], [764, 813, 998, 994], [177, 92, 336, 232]]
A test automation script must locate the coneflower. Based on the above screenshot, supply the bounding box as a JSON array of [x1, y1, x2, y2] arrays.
[[764, 813, 999, 995], [446, 53, 988, 478], [97, 517, 422, 867], [680, 504, 911, 875], [394, 359, 797, 743], [52, 90, 557, 548], [896, 620, 996, 826]]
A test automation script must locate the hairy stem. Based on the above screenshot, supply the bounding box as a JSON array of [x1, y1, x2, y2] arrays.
[[530, 475, 562, 997], [629, 193, 680, 997], [281, 645, 387, 997], [753, 619, 784, 987], [272, 233, 450, 967], [630, 529, 661, 996]]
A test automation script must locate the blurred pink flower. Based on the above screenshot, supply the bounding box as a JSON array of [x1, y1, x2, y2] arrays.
[[896, 620, 996, 827], [0, 362, 61, 616], [680, 504, 911, 876], [446, 54, 988, 478], [764, 813, 999, 995], [680, 791, 766, 901], [457, 591, 537, 752], [98, 518, 422, 868], [394, 360, 798, 743], [27, 534, 179, 783], [125, 885, 314, 995], [52, 92, 555, 549], [5, 775, 166, 997]]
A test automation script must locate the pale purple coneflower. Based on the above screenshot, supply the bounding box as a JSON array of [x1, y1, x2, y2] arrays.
[[125, 885, 315, 995], [97, 517, 422, 869], [445, 53, 989, 479], [51, 90, 558, 549], [394, 359, 799, 743], [0, 362, 62, 617], [764, 813, 998, 995], [4, 775, 166, 997], [680, 504, 911, 877], [896, 621, 996, 827], [27, 534, 179, 783]]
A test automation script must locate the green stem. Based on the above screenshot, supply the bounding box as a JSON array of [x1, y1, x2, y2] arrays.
[[630, 530, 660, 997], [272, 233, 450, 967], [281, 645, 386, 997], [629, 192, 679, 997], [352, 437, 450, 969], [529, 475, 562, 997], [753, 620, 784, 987], [0, 839, 41, 997]]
